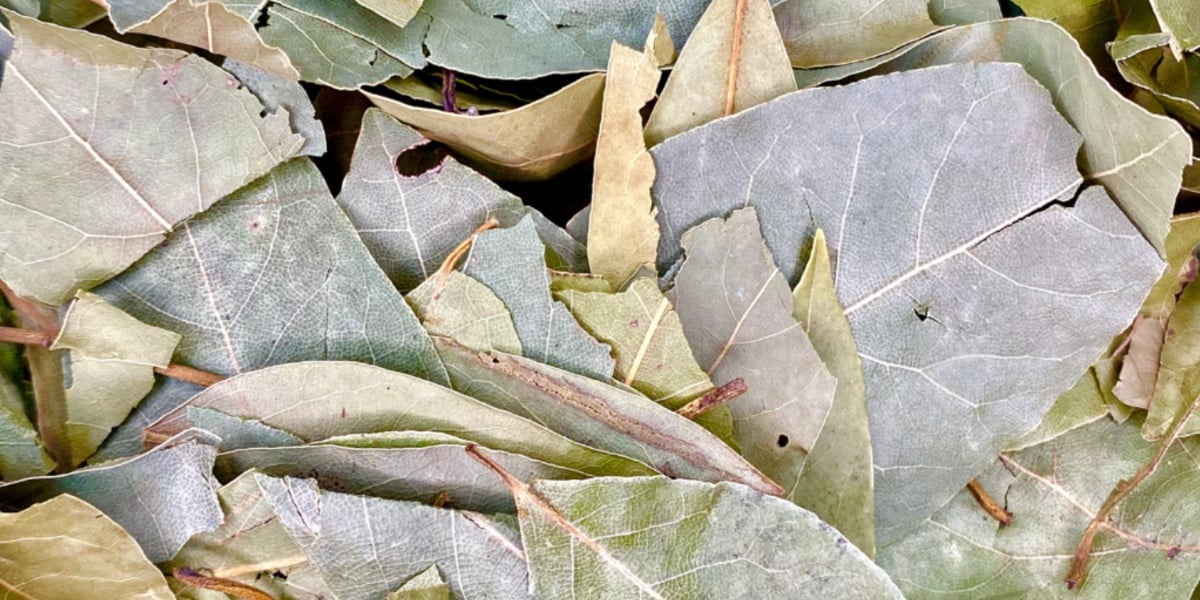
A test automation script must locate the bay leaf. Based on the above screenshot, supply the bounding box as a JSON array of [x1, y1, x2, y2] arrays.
[[881, 414, 1200, 598], [11, 0, 105, 28], [389, 566, 449, 600], [791, 229, 874, 557], [186, 406, 305, 449], [1150, 0, 1200, 52], [1006, 367, 1108, 452], [1111, 28, 1200, 130], [586, 42, 659, 285], [434, 338, 782, 495], [145, 360, 654, 478], [463, 216, 615, 380], [775, 0, 939, 68], [1014, 0, 1128, 73], [653, 64, 1164, 543], [357, 0, 423, 27], [0, 430, 222, 562], [513, 476, 903, 598], [92, 158, 448, 461], [0, 494, 173, 600], [224, 57, 326, 157], [51, 291, 181, 467], [0, 367, 54, 481], [645, 0, 794, 146], [673, 208, 836, 501], [0, 11, 303, 304], [407, 271, 523, 355], [365, 73, 605, 181], [927, 0, 1003, 24], [1144, 272, 1200, 439], [259, 474, 532, 599]]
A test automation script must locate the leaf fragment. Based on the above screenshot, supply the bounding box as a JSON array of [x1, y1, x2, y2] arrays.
[[0, 368, 54, 481], [774, 0, 939, 68], [407, 270, 522, 355]]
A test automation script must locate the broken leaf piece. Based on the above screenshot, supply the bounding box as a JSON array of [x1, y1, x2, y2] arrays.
[[645, 0, 795, 146], [365, 73, 605, 181], [0, 11, 303, 304], [146, 360, 654, 478], [0, 368, 54, 481], [224, 58, 327, 157], [791, 229, 874, 557], [586, 42, 660, 285], [0, 430, 222, 562], [510, 476, 903, 598], [1149, 0, 1200, 53], [358, 0, 424, 27], [0, 494, 173, 600], [673, 208, 836, 502], [463, 216, 615, 380], [775, 0, 939, 68], [434, 338, 780, 496], [408, 270, 523, 355], [259, 474, 532, 599], [51, 291, 181, 467]]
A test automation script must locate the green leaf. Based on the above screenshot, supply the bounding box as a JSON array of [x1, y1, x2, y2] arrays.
[[463, 216, 615, 380], [791, 229, 874, 557], [587, 43, 659, 285], [258, 474, 532, 599], [1014, 0, 1128, 73], [0, 367, 54, 481], [1111, 23, 1200, 131], [673, 208, 836, 502], [556, 278, 736, 443], [653, 64, 1165, 544], [91, 158, 448, 462], [1150, 0, 1200, 52], [880, 414, 1200, 598], [365, 73, 606, 181], [0, 11, 303, 304], [0, 495, 173, 600], [407, 271, 523, 355], [512, 476, 903, 598], [434, 338, 781, 495], [0, 430, 222, 562], [50, 291, 181, 467], [775, 0, 939, 68], [145, 360, 654, 478], [645, 0, 795, 146], [1007, 367, 1108, 451], [389, 566, 449, 600]]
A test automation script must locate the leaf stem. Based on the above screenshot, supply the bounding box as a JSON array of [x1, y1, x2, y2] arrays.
[[965, 478, 1012, 526], [0, 326, 52, 346], [173, 567, 275, 600], [723, 0, 749, 116], [677, 378, 747, 419], [1065, 389, 1200, 589]]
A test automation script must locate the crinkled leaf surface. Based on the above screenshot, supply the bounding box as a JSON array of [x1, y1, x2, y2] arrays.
[[463, 216, 615, 380], [0, 11, 303, 304], [259, 474, 532, 600], [407, 270, 522, 355], [217, 432, 586, 513], [51, 291, 180, 467], [146, 360, 654, 478], [337, 108, 525, 291], [434, 338, 781, 495], [0, 430, 222, 562], [365, 73, 605, 181], [515, 476, 902, 598], [673, 208, 836, 502], [791, 229, 874, 557], [0, 494, 173, 600], [653, 64, 1164, 544], [880, 415, 1200, 598], [93, 158, 447, 461], [224, 57, 326, 157], [775, 0, 939, 68], [0, 368, 54, 481], [645, 0, 795, 146]]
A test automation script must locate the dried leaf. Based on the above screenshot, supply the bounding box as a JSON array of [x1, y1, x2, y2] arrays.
[[1150, 0, 1200, 52], [586, 43, 659, 285], [927, 0, 1003, 24], [1113, 315, 1167, 409], [0, 495, 173, 600], [645, 0, 795, 145], [50, 291, 181, 467], [1145, 274, 1200, 439], [791, 229, 874, 557], [775, 0, 939, 68], [358, 0, 424, 27], [388, 566, 449, 600], [0, 368, 54, 481], [224, 58, 326, 157], [408, 271, 522, 355], [673, 208, 836, 501], [1007, 368, 1109, 452], [0, 11, 303, 304]]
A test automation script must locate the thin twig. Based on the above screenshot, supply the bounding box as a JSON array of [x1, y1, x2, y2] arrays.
[[0, 279, 59, 332], [1066, 390, 1200, 589], [441, 68, 459, 113], [966, 478, 1012, 527], [173, 568, 275, 600], [0, 326, 52, 346], [723, 0, 749, 116], [154, 363, 226, 387], [677, 378, 747, 419]]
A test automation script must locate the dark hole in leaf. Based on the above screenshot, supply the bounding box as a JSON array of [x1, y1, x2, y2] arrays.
[[914, 306, 929, 322], [492, 13, 507, 19], [368, 49, 379, 67], [777, 434, 789, 448], [555, 23, 571, 30], [161, 80, 168, 85], [395, 140, 450, 177], [255, 1, 274, 30], [492, 357, 501, 364], [258, 108, 268, 118]]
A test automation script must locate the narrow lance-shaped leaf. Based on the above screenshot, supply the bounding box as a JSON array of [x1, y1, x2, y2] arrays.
[[673, 208, 836, 501], [0, 430, 223, 562], [259, 474, 532, 600], [0, 11, 303, 304], [145, 360, 655, 479], [434, 338, 781, 496], [653, 64, 1165, 544], [463, 216, 615, 380], [645, 0, 795, 146], [50, 291, 181, 467], [0, 495, 174, 600], [791, 229, 875, 557], [774, 0, 939, 68], [586, 42, 660, 285], [407, 271, 523, 355]]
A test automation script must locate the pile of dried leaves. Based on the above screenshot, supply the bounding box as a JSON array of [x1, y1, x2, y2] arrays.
[[1, 0, 1200, 598]]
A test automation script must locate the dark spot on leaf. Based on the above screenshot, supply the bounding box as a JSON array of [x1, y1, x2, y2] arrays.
[[630, 319, 639, 328], [258, 108, 268, 118], [777, 434, 789, 448], [914, 306, 929, 322], [492, 357, 500, 364], [340, 407, 346, 418], [368, 49, 378, 67], [161, 80, 169, 86], [1168, 546, 1182, 559], [555, 23, 571, 30], [395, 139, 450, 177]]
